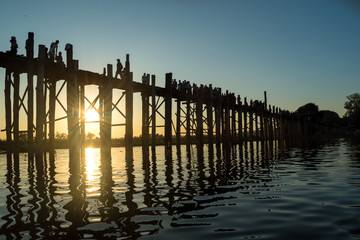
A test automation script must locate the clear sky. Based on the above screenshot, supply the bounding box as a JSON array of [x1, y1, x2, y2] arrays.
[[0, 0, 359, 138]]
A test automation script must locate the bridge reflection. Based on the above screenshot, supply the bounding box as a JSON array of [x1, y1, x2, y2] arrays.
[[0, 141, 288, 239]]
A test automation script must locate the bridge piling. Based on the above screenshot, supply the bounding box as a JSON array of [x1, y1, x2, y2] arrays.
[[36, 45, 46, 151], [49, 77, 56, 150], [27, 33, 34, 152], [5, 69, 12, 150], [13, 72, 20, 152], [237, 95, 242, 144], [207, 84, 214, 146], [125, 55, 133, 152], [196, 85, 204, 146], [164, 73, 172, 150], [142, 74, 150, 148], [176, 98, 181, 147], [151, 75, 156, 150]]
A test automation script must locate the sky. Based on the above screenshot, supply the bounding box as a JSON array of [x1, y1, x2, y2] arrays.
[[0, 0, 359, 138]]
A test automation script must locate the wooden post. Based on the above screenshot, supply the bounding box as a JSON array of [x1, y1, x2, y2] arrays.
[[223, 91, 230, 145], [99, 68, 105, 149], [260, 101, 264, 141], [5, 69, 12, 151], [243, 98, 248, 142], [231, 94, 236, 143], [196, 85, 204, 145], [125, 55, 133, 150], [264, 91, 268, 140], [80, 82, 85, 147], [49, 78, 56, 150], [272, 106, 276, 141], [249, 100, 253, 143], [27, 32, 34, 151], [277, 110, 281, 140], [151, 75, 156, 149], [164, 73, 172, 149], [36, 45, 46, 150], [207, 85, 214, 145], [186, 89, 191, 145], [255, 102, 259, 142], [269, 105, 273, 141], [13, 72, 20, 151], [237, 95, 242, 144], [215, 88, 222, 145], [176, 98, 181, 146], [142, 74, 150, 148], [103, 64, 113, 148], [66, 43, 80, 149]]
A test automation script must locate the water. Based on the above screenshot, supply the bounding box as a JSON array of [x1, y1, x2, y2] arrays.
[[1, 138, 360, 239]]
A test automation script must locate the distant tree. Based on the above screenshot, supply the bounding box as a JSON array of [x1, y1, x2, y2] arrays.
[[86, 132, 96, 140], [296, 103, 319, 115], [319, 110, 343, 127], [55, 132, 68, 140], [344, 93, 360, 127]]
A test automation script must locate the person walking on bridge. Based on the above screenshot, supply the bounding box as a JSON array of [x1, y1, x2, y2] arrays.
[[49, 40, 59, 62], [115, 58, 123, 79]]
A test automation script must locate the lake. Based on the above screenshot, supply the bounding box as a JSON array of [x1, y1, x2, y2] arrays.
[[1, 138, 360, 239]]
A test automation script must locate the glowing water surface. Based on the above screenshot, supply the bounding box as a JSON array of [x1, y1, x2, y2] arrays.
[[0, 138, 360, 239]]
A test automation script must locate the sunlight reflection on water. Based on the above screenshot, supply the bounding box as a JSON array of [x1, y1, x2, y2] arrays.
[[0, 138, 360, 239]]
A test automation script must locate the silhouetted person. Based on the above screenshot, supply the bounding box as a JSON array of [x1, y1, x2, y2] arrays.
[[142, 73, 147, 83], [25, 32, 34, 58], [114, 59, 123, 79], [56, 51, 65, 68], [49, 40, 59, 62], [9, 36, 18, 56]]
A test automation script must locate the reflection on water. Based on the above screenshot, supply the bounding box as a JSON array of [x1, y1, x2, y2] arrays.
[[0, 138, 360, 239]]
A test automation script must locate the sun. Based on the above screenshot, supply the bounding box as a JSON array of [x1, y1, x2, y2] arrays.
[[85, 108, 99, 122]]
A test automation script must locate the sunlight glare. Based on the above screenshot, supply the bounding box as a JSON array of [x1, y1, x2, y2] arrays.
[[85, 108, 99, 122], [85, 147, 100, 194]]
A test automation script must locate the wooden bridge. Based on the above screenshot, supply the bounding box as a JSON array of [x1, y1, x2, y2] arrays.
[[0, 32, 321, 153]]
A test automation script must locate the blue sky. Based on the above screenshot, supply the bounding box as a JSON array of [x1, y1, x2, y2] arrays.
[[0, 0, 359, 137]]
